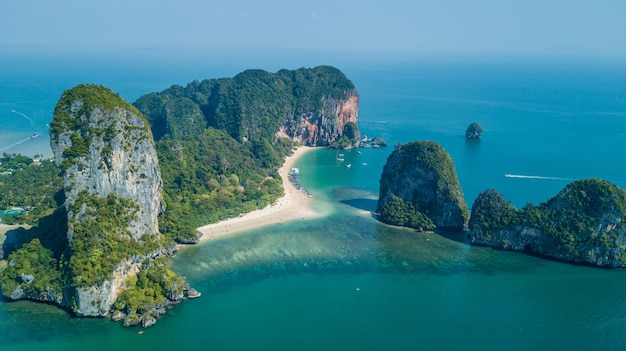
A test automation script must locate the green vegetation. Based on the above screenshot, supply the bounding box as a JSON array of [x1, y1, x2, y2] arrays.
[[136, 66, 355, 143], [210, 66, 354, 142], [113, 258, 184, 314], [135, 66, 356, 242], [379, 195, 436, 230], [0, 153, 33, 172], [0, 239, 63, 299], [469, 179, 626, 262], [467, 189, 517, 236], [156, 128, 289, 241], [378, 141, 468, 230], [465, 122, 483, 139], [51, 84, 149, 170], [51, 84, 142, 140], [1, 67, 359, 323], [334, 122, 360, 149], [67, 191, 162, 287], [0, 156, 69, 299], [0, 154, 64, 225]]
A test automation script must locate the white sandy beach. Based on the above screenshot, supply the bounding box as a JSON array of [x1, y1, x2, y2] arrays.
[[196, 146, 319, 241]]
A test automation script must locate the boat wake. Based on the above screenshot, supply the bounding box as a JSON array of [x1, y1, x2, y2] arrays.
[[11, 109, 37, 130], [0, 133, 40, 153], [504, 174, 572, 181]]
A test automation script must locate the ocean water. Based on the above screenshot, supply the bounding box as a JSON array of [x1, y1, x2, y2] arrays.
[[2, 56, 626, 350]]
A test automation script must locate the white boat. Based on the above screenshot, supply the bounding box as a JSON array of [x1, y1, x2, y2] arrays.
[[346, 164, 352, 168], [337, 158, 344, 161]]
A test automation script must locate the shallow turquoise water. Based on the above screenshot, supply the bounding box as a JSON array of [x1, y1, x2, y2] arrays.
[[2, 59, 626, 350]]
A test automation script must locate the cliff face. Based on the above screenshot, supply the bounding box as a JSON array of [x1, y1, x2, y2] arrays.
[[135, 66, 360, 147], [51, 88, 163, 241], [469, 179, 626, 267], [289, 90, 359, 147], [377, 141, 469, 230], [465, 122, 483, 139], [49, 84, 165, 316], [131, 66, 361, 241]]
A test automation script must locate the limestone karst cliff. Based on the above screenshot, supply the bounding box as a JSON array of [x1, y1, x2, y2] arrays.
[[465, 122, 483, 139], [135, 65, 360, 148], [286, 89, 360, 147], [377, 141, 469, 230], [468, 179, 626, 267], [50, 84, 163, 243], [47, 84, 186, 323]]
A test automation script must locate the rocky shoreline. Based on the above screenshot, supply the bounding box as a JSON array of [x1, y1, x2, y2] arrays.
[[112, 282, 201, 328]]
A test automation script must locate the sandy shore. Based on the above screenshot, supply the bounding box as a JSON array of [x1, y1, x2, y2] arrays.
[[196, 146, 319, 242]]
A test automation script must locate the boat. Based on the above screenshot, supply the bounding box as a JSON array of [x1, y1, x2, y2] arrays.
[[337, 158, 344, 161], [346, 164, 352, 168], [362, 162, 368, 166]]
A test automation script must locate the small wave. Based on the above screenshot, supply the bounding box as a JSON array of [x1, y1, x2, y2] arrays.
[[504, 174, 573, 181]]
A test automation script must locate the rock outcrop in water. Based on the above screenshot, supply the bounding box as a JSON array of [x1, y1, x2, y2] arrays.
[[469, 179, 626, 267], [49, 84, 171, 317], [465, 122, 483, 139], [0, 84, 191, 327], [377, 141, 469, 230]]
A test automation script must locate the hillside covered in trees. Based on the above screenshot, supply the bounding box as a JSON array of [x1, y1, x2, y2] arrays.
[[134, 65, 360, 242], [377, 141, 469, 231], [469, 179, 626, 267]]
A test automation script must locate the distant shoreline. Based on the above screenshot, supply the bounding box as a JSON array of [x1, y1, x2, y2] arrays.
[[194, 146, 320, 242], [0, 131, 53, 159]]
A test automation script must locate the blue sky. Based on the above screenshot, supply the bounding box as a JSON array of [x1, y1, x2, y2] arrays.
[[2, 0, 626, 62]]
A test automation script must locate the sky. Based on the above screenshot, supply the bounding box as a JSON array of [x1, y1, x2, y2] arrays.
[[2, 0, 626, 63]]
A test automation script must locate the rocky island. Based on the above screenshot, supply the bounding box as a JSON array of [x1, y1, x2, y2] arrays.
[[469, 178, 626, 267], [1, 84, 193, 328], [376, 141, 468, 231], [465, 122, 483, 139]]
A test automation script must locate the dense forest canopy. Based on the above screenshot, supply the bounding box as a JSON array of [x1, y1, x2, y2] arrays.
[[469, 178, 626, 265], [0, 154, 63, 225], [134, 65, 357, 242]]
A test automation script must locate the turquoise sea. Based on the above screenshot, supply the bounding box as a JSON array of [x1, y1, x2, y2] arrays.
[[2, 55, 626, 350]]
